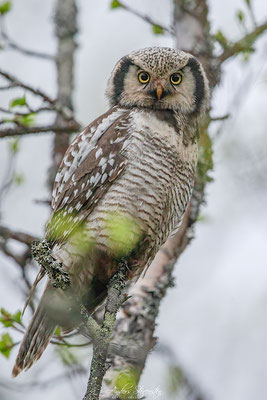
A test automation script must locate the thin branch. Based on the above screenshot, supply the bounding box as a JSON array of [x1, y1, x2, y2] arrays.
[[219, 21, 267, 63], [0, 83, 17, 90], [118, 1, 173, 35], [0, 225, 37, 246], [1, 31, 55, 61], [0, 69, 76, 120], [210, 113, 230, 122], [0, 106, 55, 116], [244, 0, 257, 27], [0, 69, 56, 105], [0, 121, 80, 138]]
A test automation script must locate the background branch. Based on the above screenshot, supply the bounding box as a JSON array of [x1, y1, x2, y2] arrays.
[[0, 30, 55, 61], [0, 121, 80, 139], [49, 0, 78, 189], [115, 1, 173, 35], [219, 21, 267, 63]]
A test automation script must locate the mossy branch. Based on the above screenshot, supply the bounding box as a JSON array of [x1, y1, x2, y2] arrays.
[[31, 239, 129, 400], [82, 262, 129, 400], [31, 240, 71, 290], [219, 21, 267, 63]]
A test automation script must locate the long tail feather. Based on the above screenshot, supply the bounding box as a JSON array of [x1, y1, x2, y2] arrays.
[[12, 301, 56, 377]]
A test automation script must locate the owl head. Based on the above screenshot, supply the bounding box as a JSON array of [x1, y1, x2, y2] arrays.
[[106, 47, 210, 116]]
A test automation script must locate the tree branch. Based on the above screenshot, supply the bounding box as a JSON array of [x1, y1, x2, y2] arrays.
[[83, 263, 129, 400], [0, 121, 80, 139], [117, 1, 173, 35], [0, 69, 76, 120], [0, 225, 37, 246], [31, 239, 129, 400], [49, 0, 78, 189], [0, 69, 56, 105], [219, 21, 267, 63], [1, 30, 55, 61], [99, 1, 215, 398]]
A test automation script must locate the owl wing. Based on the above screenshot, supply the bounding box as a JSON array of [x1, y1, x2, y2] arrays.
[[46, 106, 131, 244]]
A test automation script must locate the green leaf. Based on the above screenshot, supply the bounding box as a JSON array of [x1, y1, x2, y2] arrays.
[[152, 24, 164, 35], [0, 333, 14, 358], [56, 346, 78, 366], [13, 311, 22, 324], [214, 30, 228, 49], [114, 368, 139, 399], [106, 212, 142, 257], [13, 173, 24, 186], [17, 112, 35, 127], [237, 10, 245, 22], [54, 326, 61, 336], [244, 0, 251, 9], [0, 1, 11, 15], [166, 365, 185, 396], [0, 308, 22, 328], [10, 95, 26, 108], [9, 137, 20, 154], [110, 0, 122, 9]]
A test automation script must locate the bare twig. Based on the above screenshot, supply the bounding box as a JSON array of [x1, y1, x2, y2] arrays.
[[0, 69, 77, 120], [0, 69, 56, 105], [210, 113, 230, 122], [1, 30, 55, 61], [0, 106, 55, 116], [219, 21, 267, 63], [0, 225, 37, 246], [118, 1, 173, 35], [0, 121, 80, 138], [0, 83, 17, 90]]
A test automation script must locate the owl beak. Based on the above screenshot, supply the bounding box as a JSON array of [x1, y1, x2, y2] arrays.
[[156, 85, 163, 100]]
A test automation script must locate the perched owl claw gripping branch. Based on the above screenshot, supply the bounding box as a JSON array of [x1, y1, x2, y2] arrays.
[[12, 47, 209, 377]]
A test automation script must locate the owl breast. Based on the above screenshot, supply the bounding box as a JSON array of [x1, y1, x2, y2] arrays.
[[54, 108, 197, 286], [86, 110, 197, 252]]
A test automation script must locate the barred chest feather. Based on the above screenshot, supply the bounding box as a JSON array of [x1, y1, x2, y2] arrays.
[[51, 107, 197, 277]]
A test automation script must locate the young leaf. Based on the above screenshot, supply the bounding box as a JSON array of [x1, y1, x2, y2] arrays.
[[13, 173, 24, 186], [214, 30, 228, 49], [0, 333, 14, 358], [0, 308, 22, 327], [152, 24, 164, 35], [244, 0, 251, 9], [54, 326, 62, 336], [110, 0, 122, 9], [13, 311, 22, 324], [17, 112, 35, 127], [10, 95, 26, 108], [9, 137, 20, 154], [237, 10, 245, 23], [0, 1, 11, 15]]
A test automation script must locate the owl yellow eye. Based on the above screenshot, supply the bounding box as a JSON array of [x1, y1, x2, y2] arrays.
[[138, 71, 150, 84], [170, 73, 182, 85]]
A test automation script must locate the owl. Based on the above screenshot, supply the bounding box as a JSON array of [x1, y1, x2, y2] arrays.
[[12, 47, 209, 376]]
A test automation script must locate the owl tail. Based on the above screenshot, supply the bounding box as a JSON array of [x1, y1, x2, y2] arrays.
[[12, 300, 56, 377]]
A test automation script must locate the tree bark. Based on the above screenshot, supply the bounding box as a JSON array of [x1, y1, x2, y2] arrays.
[[99, 1, 216, 398], [49, 0, 78, 189]]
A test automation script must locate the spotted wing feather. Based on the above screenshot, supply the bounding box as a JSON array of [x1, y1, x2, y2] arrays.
[[46, 106, 131, 244]]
